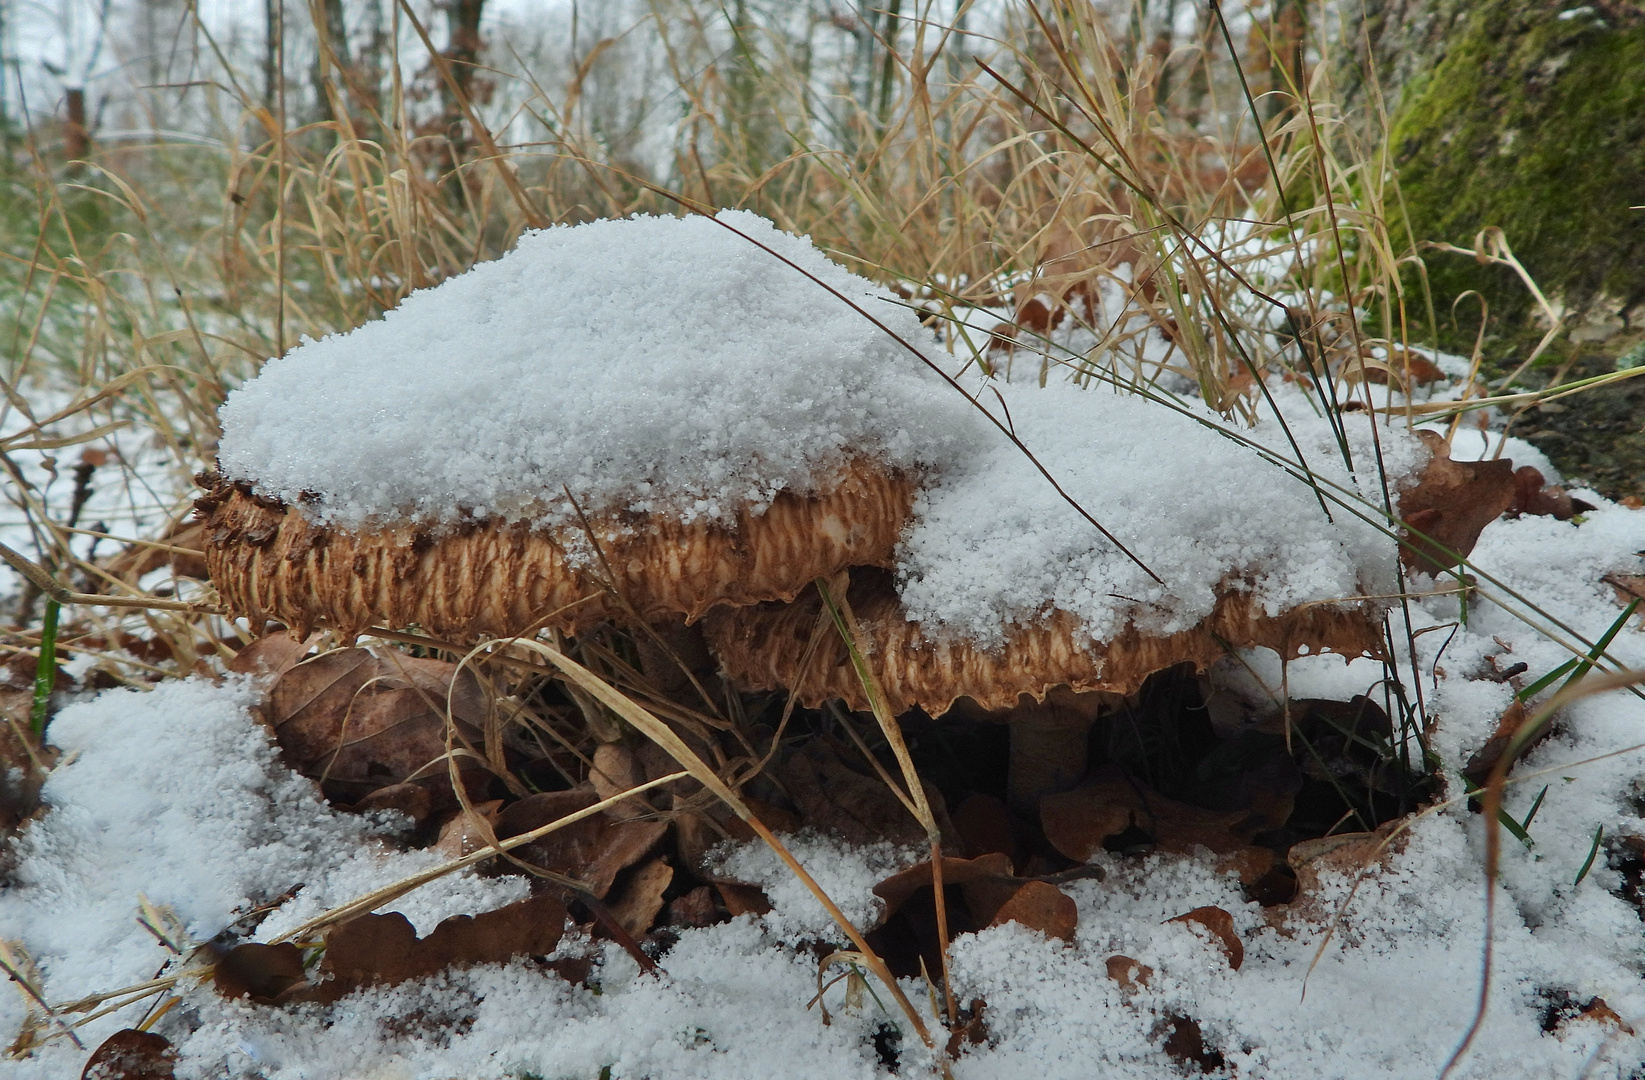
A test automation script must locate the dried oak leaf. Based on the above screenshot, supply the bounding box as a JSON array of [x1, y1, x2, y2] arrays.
[[1399, 431, 1516, 573], [263, 646, 489, 803], [1168, 906, 1244, 970], [432, 800, 503, 859], [1282, 820, 1406, 925], [344, 782, 435, 828], [213, 942, 306, 1003], [227, 633, 314, 680], [493, 787, 667, 898], [713, 880, 773, 917], [987, 880, 1077, 942], [1040, 769, 1254, 862], [944, 998, 990, 1059], [81, 1030, 176, 1080], [589, 742, 650, 821], [1357, 348, 1447, 388], [608, 856, 674, 938], [1161, 1014, 1225, 1074], [315, 893, 567, 1001], [1576, 997, 1636, 1035], [666, 885, 720, 928]]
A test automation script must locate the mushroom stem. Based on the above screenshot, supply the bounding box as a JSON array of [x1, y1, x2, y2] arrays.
[[1006, 700, 1097, 814]]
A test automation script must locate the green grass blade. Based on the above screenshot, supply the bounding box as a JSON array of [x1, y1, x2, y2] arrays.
[[1572, 825, 1604, 887], [30, 598, 61, 736]]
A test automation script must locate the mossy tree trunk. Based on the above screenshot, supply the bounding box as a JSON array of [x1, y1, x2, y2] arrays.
[[1347, 1, 1645, 498]]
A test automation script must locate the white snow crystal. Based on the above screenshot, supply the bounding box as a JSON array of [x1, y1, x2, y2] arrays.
[[217, 210, 980, 529]]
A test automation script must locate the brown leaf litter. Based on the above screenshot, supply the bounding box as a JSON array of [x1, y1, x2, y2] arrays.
[[81, 1029, 176, 1080], [255, 644, 491, 807], [212, 895, 569, 1006]]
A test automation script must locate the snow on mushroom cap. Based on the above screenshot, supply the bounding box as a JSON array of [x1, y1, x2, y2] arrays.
[[896, 378, 1427, 649], [218, 206, 1426, 652], [217, 210, 980, 529]]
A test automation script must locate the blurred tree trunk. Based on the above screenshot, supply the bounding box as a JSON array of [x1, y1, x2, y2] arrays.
[[264, 0, 281, 109], [309, 0, 351, 127], [442, 0, 486, 159]]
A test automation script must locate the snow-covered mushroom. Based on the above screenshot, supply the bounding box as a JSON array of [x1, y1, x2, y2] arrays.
[[199, 212, 978, 644], [703, 567, 1385, 810]]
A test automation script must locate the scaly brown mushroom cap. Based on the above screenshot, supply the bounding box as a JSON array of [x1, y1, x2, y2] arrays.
[[703, 567, 1386, 718], [199, 461, 915, 642]]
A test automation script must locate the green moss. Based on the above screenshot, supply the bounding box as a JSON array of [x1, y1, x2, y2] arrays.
[[1389, 5, 1645, 346]]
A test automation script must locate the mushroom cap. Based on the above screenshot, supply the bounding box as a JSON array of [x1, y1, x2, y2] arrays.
[[204, 210, 978, 640], [200, 461, 915, 641], [702, 568, 1385, 717]]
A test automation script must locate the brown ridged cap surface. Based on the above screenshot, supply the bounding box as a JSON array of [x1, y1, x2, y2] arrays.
[[200, 461, 915, 642], [703, 568, 1386, 716]]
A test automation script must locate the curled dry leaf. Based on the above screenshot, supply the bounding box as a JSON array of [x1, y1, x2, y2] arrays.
[[314, 893, 567, 1001], [1282, 820, 1407, 925], [344, 782, 435, 828], [1508, 466, 1594, 521], [1161, 1014, 1225, 1074], [81, 1029, 177, 1080], [262, 646, 490, 804], [432, 800, 503, 859], [872, 853, 1017, 929], [1576, 997, 1636, 1035], [1214, 846, 1277, 888], [666, 885, 719, 928], [1040, 768, 1255, 862], [871, 853, 1077, 941], [1168, 906, 1244, 970], [492, 787, 667, 898], [1399, 431, 1517, 573], [944, 998, 990, 1059], [226, 633, 314, 681], [213, 942, 307, 1004], [1462, 700, 1543, 790], [1605, 572, 1645, 615]]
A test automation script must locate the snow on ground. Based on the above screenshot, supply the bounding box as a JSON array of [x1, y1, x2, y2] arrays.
[[2, 496, 1642, 1077]]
